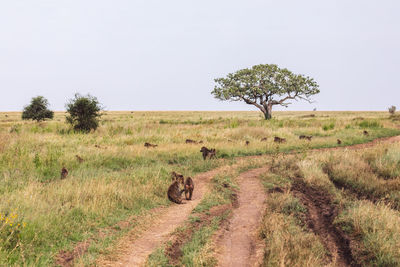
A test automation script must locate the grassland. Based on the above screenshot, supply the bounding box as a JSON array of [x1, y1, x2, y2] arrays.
[[260, 140, 400, 266], [0, 110, 399, 266]]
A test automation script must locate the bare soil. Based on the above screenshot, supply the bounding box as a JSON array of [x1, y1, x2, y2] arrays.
[[97, 166, 230, 267], [214, 167, 268, 267], [55, 241, 90, 267], [165, 204, 231, 265], [291, 179, 359, 267]]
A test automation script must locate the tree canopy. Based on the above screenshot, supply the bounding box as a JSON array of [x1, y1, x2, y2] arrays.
[[212, 64, 320, 119], [22, 96, 54, 122], [66, 94, 103, 132]]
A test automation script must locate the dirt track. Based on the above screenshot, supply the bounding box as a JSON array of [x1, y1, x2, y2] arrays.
[[98, 166, 228, 266], [214, 168, 267, 267], [97, 135, 400, 266], [291, 180, 358, 267]]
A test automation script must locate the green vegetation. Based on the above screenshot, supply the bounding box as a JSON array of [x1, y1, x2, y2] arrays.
[[212, 64, 320, 119], [22, 96, 54, 122], [0, 110, 398, 265], [260, 140, 400, 266], [66, 93, 103, 132]]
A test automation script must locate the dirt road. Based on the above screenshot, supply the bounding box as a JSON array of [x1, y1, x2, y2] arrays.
[[214, 168, 268, 267]]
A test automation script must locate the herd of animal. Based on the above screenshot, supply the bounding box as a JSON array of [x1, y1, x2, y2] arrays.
[[58, 130, 370, 203]]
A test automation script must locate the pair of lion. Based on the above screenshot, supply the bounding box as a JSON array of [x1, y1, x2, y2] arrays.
[[167, 171, 194, 204]]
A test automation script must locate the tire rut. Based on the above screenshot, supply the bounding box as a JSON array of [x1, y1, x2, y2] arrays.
[[291, 179, 359, 267], [97, 166, 227, 267], [214, 167, 268, 267]]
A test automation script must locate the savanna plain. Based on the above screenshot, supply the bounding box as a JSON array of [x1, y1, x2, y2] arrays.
[[1, 111, 400, 266]]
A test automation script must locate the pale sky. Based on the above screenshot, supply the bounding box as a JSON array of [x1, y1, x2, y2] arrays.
[[1, 0, 399, 111]]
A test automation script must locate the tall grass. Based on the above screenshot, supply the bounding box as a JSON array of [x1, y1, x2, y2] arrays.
[[0, 111, 398, 265]]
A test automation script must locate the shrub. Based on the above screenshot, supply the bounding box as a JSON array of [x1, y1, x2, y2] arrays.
[[389, 105, 396, 115], [65, 93, 103, 132], [22, 96, 54, 122], [322, 122, 335, 131], [359, 120, 382, 129]]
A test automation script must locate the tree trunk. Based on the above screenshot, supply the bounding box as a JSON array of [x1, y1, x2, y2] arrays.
[[263, 103, 272, 120]]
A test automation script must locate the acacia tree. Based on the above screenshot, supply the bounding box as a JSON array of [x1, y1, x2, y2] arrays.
[[212, 64, 320, 119], [22, 96, 54, 122]]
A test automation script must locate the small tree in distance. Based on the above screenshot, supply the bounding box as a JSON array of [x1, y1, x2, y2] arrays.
[[212, 64, 320, 119], [66, 93, 103, 132], [388, 105, 396, 115], [22, 96, 54, 122]]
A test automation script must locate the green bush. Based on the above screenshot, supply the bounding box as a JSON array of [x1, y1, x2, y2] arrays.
[[22, 96, 54, 122], [66, 93, 103, 132]]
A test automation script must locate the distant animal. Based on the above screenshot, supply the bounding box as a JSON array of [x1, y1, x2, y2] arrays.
[[75, 155, 84, 163], [260, 137, 268, 142], [186, 139, 203, 144], [200, 146, 216, 160], [5, 115, 8, 117], [227, 139, 233, 142], [337, 139, 342, 145], [183, 177, 194, 200], [144, 142, 158, 148], [245, 140, 250, 146], [60, 167, 68, 179], [167, 175, 185, 204], [363, 130, 369, 136], [171, 171, 184, 181], [274, 136, 286, 143], [299, 135, 313, 141], [95, 144, 101, 148]]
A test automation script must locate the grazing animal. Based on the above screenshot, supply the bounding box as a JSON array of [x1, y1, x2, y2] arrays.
[[95, 144, 101, 148], [186, 139, 203, 144], [167, 175, 184, 204], [305, 136, 313, 141], [144, 142, 158, 148], [299, 135, 306, 139], [60, 167, 68, 179], [171, 171, 184, 181], [363, 130, 369, 136], [260, 137, 268, 142], [274, 136, 286, 143], [200, 146, 216, 160], [75, 155, 84, 163], [227, 139, 233, 142], [183, 177, 194, 200], [337, 139, 342, 145], [245, 140, 250, 146]]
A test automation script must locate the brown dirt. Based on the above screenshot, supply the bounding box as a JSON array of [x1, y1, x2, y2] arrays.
[[214, 167, 268, 267], [55, 241, 90, 267], [97, 166, 230, 267], [165, 204, 231, 265], [290, 179, 359, 267]]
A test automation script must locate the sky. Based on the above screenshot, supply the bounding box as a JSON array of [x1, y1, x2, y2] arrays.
[[0, 0, 399, 112]]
